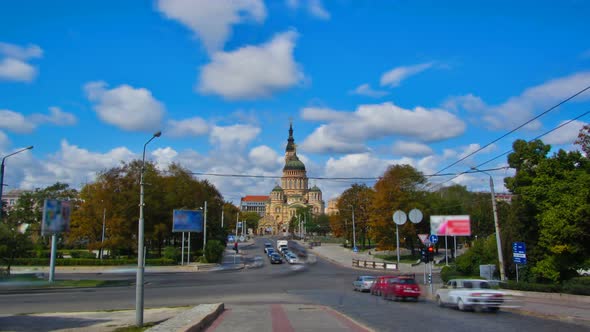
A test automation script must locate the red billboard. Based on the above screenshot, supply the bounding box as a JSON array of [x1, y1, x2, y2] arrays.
[[430, 215, 471, 236]]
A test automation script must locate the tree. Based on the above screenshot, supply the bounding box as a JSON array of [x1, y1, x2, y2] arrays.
[[575, 124, 590, 157], [369, 165, 426, 251], [337, 184, 375, 248]]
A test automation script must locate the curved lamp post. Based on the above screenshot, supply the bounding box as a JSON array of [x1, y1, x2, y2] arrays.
[[471, 167, 506, 281], [0, 145, 33, 222], [136, 131, 161, 327]]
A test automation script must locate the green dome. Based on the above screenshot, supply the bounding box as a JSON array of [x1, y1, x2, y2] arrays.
[[310, 185, 321, 192], [272, 185, 284, 192], [283, 159, 306, 171]]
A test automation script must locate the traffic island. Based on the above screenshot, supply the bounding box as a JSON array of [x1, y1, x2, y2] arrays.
[[146, 303, 224, 332]]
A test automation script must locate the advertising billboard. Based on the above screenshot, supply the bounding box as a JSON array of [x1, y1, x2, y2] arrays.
[[41, 199, 71, 236], [430, 215, 471, 236], [172, 209, 203, 233]]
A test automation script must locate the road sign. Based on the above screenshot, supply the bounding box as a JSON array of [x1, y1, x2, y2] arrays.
[[409, 209, 423, 224], [228, 235, 235, 242], [353, 246, 359, 253], [429, 234, 438, 244], [512, 242, 527, 264], [393, 210, 407, 225], [239, 235, 245, 242], [418, 234, 429, 244]]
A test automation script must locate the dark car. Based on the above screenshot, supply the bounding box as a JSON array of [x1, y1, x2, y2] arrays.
[[269, 253, 283, 264], [264, 242, 273, 253], [382, 276, 421, 301]]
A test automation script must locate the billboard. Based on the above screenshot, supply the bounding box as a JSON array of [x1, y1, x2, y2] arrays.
[[172, 209, 203, 233], [41, 199, 71, 236], [430, 215, 471, 236]]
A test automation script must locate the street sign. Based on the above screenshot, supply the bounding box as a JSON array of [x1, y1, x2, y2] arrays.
[[393, 210, 407, 225], [429, 234, 438, 244], [409, 209, 423, 224], [239, 235, 245, 242], [418, 234, 429, 244], [353, 246, 359, 253], [228, 235, 235, 242], [512, 242, 527, 264]]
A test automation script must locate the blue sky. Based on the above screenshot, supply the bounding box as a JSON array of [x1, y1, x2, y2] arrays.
[[1, 0, 589, 204]]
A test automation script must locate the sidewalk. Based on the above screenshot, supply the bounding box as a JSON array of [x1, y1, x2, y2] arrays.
[[305, 241, 590, 327]]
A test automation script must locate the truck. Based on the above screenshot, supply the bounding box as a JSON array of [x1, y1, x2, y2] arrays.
[[277, 240, 288, 250]]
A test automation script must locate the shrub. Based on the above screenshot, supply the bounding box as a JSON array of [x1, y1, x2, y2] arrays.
[[163, 246, 180, 262], [69, 250, 97, 259], [11, 258, 175, 266], [562, 277, 590, 296], [440, 266, 464, 283], [204, 240, 225, 263]]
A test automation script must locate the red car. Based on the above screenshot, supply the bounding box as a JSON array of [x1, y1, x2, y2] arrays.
[[370, 276, 397, 296], [382, 276, 421, 301]]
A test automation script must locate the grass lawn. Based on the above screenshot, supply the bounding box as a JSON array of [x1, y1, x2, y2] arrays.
[[374, 253, 421, 263], [0, 274, 131, 288]]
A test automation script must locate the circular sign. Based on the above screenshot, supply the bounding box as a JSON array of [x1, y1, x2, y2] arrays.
[[353, 246, 359, 253], [429, 234, 438, 244], [409, 209, 423, 224], [393, 210, 407, 225]]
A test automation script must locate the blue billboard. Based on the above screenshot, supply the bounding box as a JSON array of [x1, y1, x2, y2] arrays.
[[172, 209, 203, 233]]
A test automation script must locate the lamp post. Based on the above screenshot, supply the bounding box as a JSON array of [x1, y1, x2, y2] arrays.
[[0, 145, 33, 222], [471, 167, 506, 281], [349, 205, 357, 251], [202, 201, 207, 257], [136, 131, 161, 327]]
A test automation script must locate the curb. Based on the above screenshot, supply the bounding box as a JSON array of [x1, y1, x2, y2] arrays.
[[146, 303, 224, 332]]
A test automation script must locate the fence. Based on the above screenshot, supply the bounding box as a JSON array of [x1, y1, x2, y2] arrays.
[[352, 258, 397, 270]]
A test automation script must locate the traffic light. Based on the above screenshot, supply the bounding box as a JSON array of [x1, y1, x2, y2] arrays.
[[427, 245, 435, 262], [420, 248, 428, 263]]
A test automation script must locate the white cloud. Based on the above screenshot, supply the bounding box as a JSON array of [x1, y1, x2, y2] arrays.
[[300, 102, 465, 154], [0, 58, 37, 82], [84, 81, 165, 132], [0, 109, 35, 133], [449, 71, 590, 130], [350, 83, 388, 98], [301, 107, 349, 122], [249, 145, 281, 170], [31, 107, 77, 126], [157, 0, 266, 54], [308, 0, 330, 19], [0, 130, 9, 150], [286, 0, 330, 20], [380, 62, 433, 88], [166, 117, 209, 137], [152, 147, 179, 168], [392, 141, 433, 157], [544, 120, 588, 145], [210, 124, 261, 149], [0, 42, 42, 82], [198, 31, 303, 100], [325, 152, 391, 178]]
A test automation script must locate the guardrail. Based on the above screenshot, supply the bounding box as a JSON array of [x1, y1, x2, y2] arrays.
[[352, 258, 397, 270]]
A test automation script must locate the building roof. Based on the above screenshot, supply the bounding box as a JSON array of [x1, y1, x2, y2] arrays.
[[283, 157, 306, 171], [310, 185, 321, 192], [272, 185, 284, 192], [241, 195, 269, 202]]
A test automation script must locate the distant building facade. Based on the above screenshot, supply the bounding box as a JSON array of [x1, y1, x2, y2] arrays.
[[240, 195, 269, 217], [257, 123, 325, 235], [326, 198, 339, 216], [1, 189, 29, 211]]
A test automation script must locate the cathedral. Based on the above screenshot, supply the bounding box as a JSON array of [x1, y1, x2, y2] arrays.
[[257, 123, 325, 234]]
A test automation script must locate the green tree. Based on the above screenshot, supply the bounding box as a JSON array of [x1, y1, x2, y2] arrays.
[[337, 184, 375, 248], [575, 124, 590, 157]]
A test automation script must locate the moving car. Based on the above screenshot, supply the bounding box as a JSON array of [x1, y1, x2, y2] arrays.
[[353, 276, 376, 292], [269, 253, 283, 264], [436, 279, 505, 312], [370, 276, 397, 296], [285, 252, 299, 264], [266, 248, 276, 257], [264, 242, 273, 254], [382, 276, 421, 301]]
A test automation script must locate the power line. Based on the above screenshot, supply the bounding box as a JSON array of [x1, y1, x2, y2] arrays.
[[432, 84, 590, 176], [429, 109, 590, 190]]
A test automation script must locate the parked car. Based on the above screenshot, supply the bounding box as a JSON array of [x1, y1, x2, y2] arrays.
[[353, 276, 376, 292], [382, 276, 421, 301], [436, 279, 505, 312], [370, 276, 397, 296], [269, 253, 283, 264]]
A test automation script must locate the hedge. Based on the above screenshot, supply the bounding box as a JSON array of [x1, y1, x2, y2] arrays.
[[501, 278, 590, 296], [11, 258, 175, 266]]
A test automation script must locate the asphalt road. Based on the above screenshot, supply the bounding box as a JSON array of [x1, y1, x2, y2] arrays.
[[0, 237, 586, 332]]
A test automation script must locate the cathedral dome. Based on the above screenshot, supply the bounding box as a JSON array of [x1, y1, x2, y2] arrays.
[[272, 185, 284, 192], [283, 158, 306, 171], [310, 185, 321, 192]]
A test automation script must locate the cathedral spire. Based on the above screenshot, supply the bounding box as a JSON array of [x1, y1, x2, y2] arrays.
[[286, 121, 295, 152]]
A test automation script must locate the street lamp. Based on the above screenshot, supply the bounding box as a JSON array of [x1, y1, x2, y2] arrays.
[[349, 205, 357, 251], [0, 145, 33, 222], [471, 167, 506, 281], [136, 131, 161, 327]]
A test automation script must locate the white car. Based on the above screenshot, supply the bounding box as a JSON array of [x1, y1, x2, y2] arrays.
[[436, 279, 505, 312], [578, 268, 590, 276], [352, 275, 376, 292]]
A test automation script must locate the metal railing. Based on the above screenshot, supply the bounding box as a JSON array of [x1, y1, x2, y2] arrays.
[[352, 258, 397, 270]]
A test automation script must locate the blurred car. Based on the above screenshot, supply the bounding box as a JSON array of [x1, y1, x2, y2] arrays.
[[269, 253, 283, 264], [285, 253, 299, 264], [370, 276, 397, 296], [578, 268, 590, 276], [382, 276, 421, 301], [264, 243, 273, 254], [280, 247, 290, 255], [353, 275, 376, 292], [266, 248, 276, 257], [436, 279, 505, 312]]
